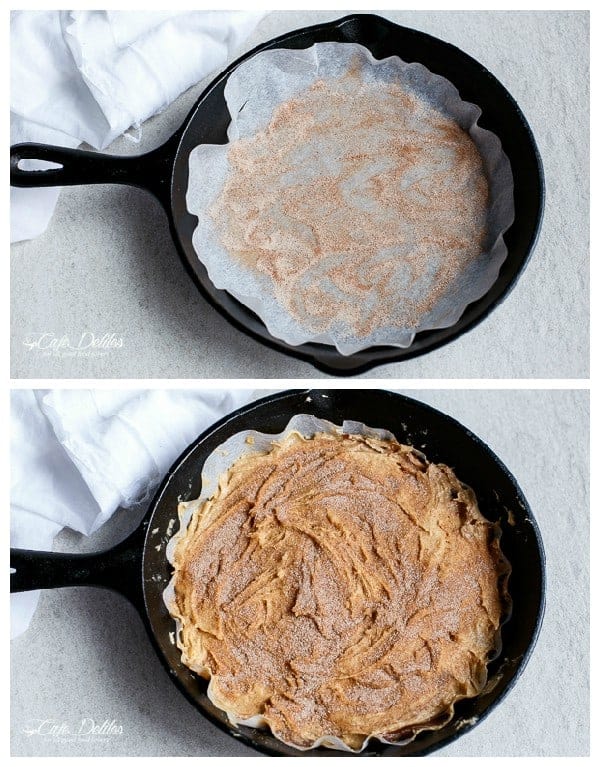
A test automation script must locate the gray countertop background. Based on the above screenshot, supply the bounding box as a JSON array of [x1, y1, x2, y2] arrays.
[[10, 10, 589, 380], [10, 389, 590, 757]]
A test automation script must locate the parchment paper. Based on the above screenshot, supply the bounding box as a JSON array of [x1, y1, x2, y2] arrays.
[[187, 42, 514, 354]]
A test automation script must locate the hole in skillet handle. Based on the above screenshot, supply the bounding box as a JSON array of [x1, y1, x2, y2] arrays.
[[17, 159, 63, 171], [169, 13, 543, 376], [139, 389, 545, 757]]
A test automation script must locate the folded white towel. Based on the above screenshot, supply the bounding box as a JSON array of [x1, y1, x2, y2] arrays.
[[10, 389, 257, 638], [10, 10, 265, 242]]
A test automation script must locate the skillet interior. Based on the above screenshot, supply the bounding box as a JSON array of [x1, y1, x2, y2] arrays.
[[141, 389, 545, 756], [167, 14, 543, 374]]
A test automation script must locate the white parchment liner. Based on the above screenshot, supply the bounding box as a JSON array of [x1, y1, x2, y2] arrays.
[[187, 42, 515, 355], [164, 414, 490, 752]]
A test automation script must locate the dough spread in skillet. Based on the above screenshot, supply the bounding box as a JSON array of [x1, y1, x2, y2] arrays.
[[167, 431, 509, 751]]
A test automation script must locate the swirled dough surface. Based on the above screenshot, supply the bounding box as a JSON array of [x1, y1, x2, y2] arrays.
[[169, 431, 508, 750]]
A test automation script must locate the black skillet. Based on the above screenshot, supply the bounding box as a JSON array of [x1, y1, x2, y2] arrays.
[[11, 389, 545, 756], [9, 14, 544, 376]]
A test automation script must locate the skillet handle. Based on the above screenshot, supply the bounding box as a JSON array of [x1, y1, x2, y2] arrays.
[[10, 521, 146, 612], [10, 142, 173, 209]]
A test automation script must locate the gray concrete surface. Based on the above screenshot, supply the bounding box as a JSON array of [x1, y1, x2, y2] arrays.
[[10, 11, 589, 379], [10, 389, 590, 756]]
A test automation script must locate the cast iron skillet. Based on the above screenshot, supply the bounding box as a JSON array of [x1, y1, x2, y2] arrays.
[[11, 389, 545, 756], [9, 14, 544, 376]]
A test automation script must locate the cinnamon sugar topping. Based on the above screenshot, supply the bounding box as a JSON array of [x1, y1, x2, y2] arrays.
[[168, 431, 509, 751], [210, 62, 489, 340]]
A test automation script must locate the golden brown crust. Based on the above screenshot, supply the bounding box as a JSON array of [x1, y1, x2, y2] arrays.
[[169, 431, 509, 750]]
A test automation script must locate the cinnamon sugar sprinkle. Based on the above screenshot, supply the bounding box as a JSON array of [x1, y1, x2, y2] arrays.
[[210, 62, 489, 339], [169, 432, 509, 751]]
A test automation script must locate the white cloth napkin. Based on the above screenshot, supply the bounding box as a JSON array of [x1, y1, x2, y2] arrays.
[[10, 10, 265, 242], [10, 389, 257, 638]]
